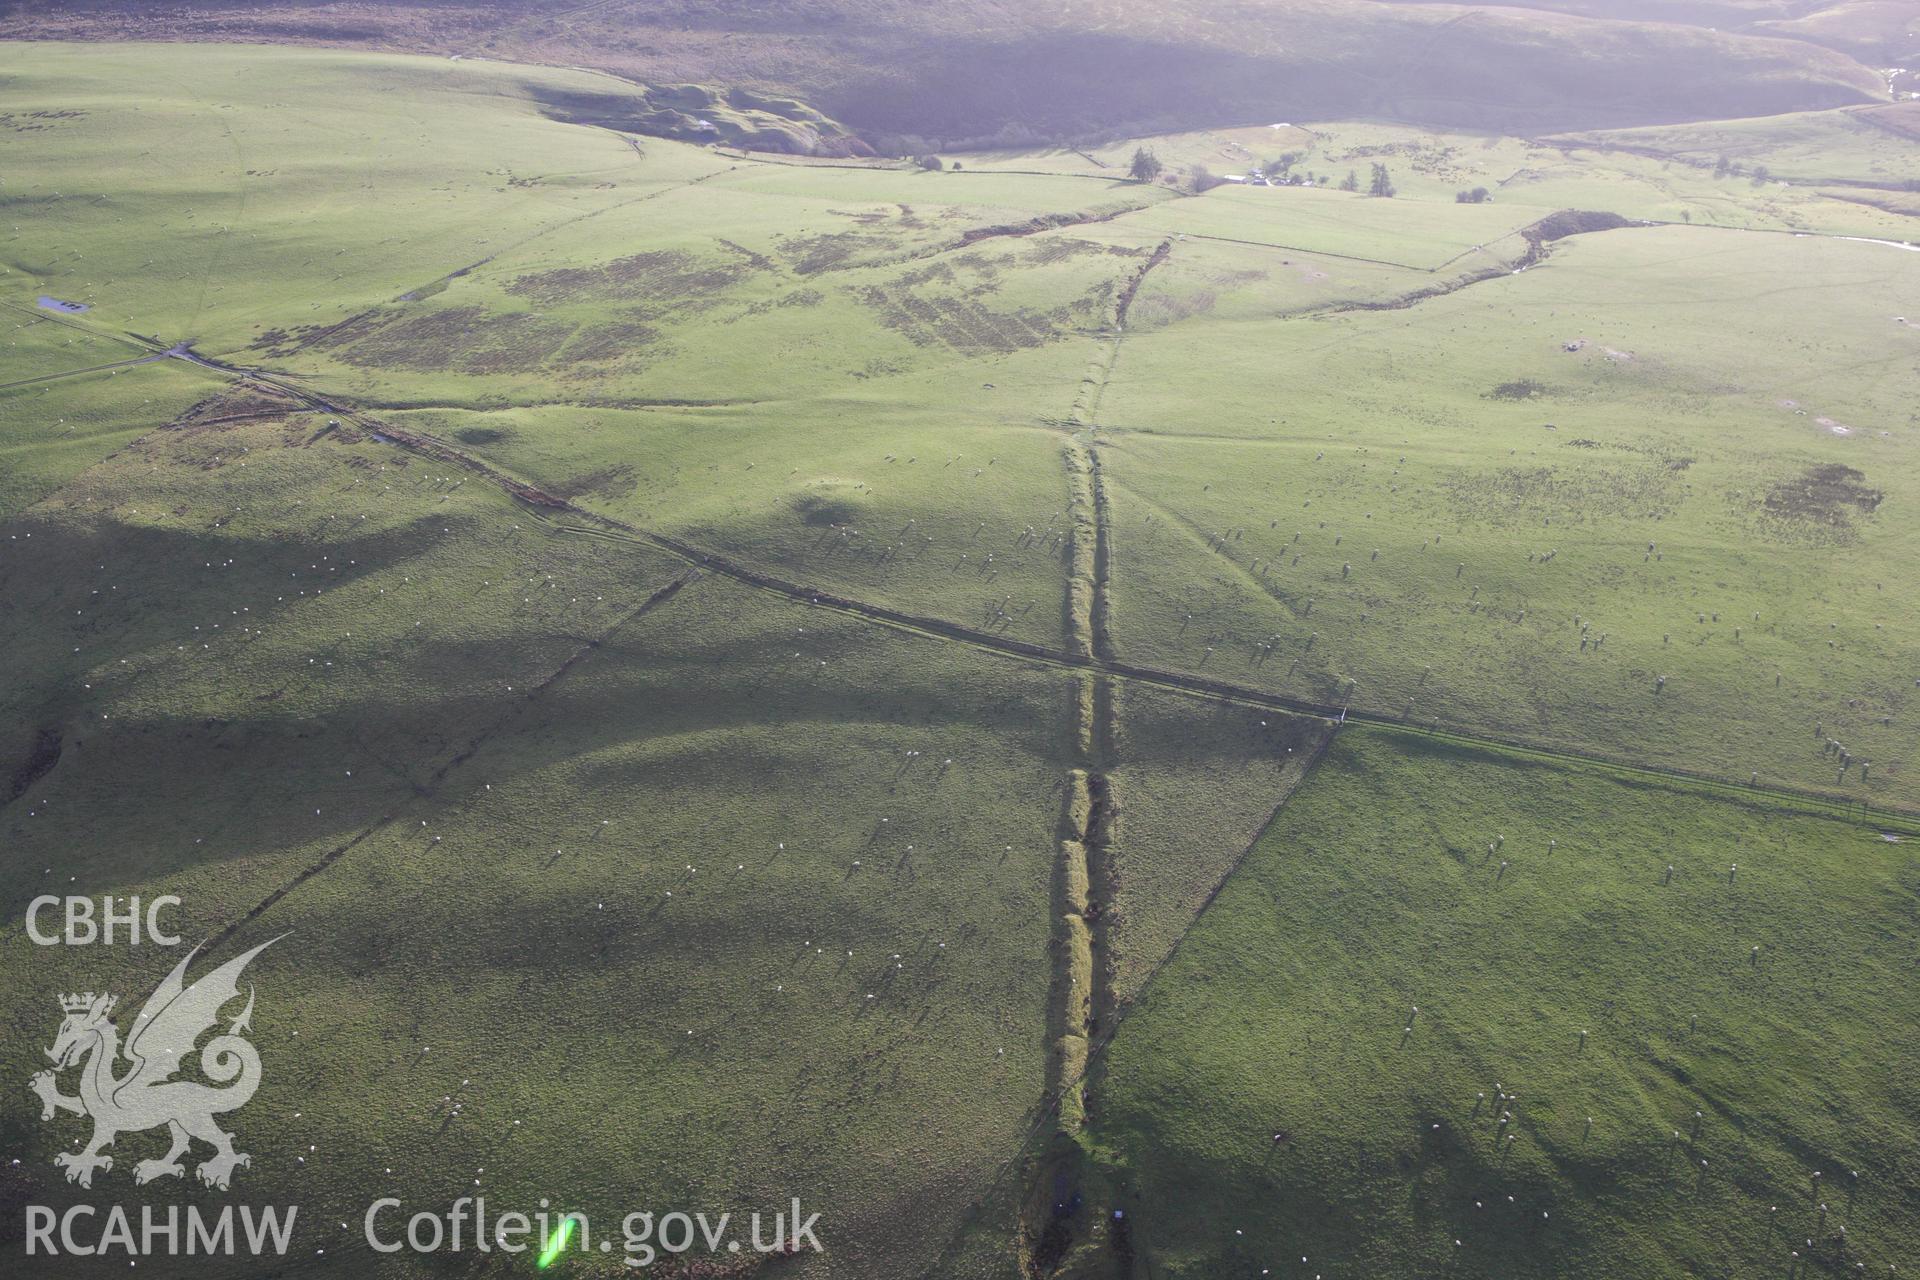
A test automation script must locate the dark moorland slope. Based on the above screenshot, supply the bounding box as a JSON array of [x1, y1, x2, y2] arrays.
[[0, 0, 1895, 148]]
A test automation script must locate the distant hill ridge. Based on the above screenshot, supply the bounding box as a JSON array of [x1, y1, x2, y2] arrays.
[[0, 0, 1895, 149]]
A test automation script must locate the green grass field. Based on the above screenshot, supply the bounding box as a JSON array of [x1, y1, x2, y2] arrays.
[[1097, 223, 1920, 807], [1, 38, 1915, 1280], [0, 408, 1080, 1278], [1556, 103, 1920, 188], [1086, 727, 1920, 1279]]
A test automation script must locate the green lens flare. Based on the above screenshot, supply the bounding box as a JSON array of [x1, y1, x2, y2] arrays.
[[536, 1214, 579, 1269]]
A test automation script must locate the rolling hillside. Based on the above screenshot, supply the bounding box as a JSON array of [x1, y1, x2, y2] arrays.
[[0, 0, 1892, 149], [1, 29, 1915, 1280]]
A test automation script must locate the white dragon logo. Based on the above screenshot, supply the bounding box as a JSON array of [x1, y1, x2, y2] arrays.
[[28, 937, 280, 1190]]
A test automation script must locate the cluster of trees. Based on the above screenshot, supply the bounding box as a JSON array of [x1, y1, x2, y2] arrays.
[[1188, 163, 1227, 193], [1456, 186, 1491, 203], [1130, 148, 1269, 190], [1711, 154, 1772, 185], [1326, 163, 1397, 195]]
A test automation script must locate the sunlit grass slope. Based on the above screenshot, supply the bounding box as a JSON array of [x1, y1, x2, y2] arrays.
[[1090, 726, 1920, 1279]]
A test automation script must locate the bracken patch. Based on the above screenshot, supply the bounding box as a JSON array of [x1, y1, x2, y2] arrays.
[[506, 249, 749, 307], [778, 231, 873, 276], [1486, 379, 1551, 401], [1764, 463, 1883, 525], [563, 320, 662, 364], [857, 286, 1078, 354], [288, 306, 565, 373]]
